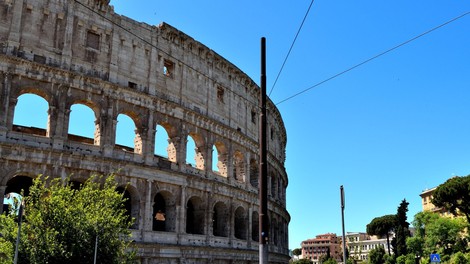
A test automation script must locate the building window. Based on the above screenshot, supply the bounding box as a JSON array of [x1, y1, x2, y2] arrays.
[[86, 31, 100, 50], [163, 59, 174, 77], [217, 86, 225, 103], [251, 110, 256, 124]]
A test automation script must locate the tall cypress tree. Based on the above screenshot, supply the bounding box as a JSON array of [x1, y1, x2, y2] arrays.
[[394, 199, 411, 257]]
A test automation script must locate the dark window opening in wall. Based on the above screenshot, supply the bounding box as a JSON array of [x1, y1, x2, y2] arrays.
[[33, 54, 46, 64], [86, 31, 100, 50], [270, 128, 274, 140], [163, 59, 174, 77], [153, 193, 166, 231], [128, 81, 137, 89], [251, 110, 256, 124], [217, 86, 225, 103]]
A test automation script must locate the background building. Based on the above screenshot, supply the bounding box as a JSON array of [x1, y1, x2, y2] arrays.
[[301, 233, 342, 263], [346, 232, 391, 262], [0, 0, 290, 262]]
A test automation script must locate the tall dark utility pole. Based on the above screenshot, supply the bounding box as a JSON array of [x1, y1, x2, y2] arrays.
[[259, 37, 268, 264]]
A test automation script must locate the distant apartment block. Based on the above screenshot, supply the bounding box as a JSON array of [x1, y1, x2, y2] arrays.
[[420, 187, 452, 216], [301, 233, 342, 263], [346, 232, 392, 262]]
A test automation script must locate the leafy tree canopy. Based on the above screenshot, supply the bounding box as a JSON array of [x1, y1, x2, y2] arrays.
[[0, 174, 135, 264], [292, 248, 302, 256], [367, 214, 397, 255], [432, 175, 470, 222]]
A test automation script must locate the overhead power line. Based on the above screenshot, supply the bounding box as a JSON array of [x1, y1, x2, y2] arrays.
[[275, 11, 470, 106], [269, 0, 315, 97]]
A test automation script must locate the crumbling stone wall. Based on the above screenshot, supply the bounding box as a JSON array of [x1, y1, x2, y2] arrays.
[[0, 0, 289, 263]]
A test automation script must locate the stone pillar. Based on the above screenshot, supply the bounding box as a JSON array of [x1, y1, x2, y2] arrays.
[[247, 205, 253, 248], [205, 191, 212, 243], [176, 185, 187, 244], [61, 0, 75, 68], [7, 0, 24, 54], [0, 186, 6, 214], [143, 110, 155, 165], [0, 73, 11, 139], [100, 99, 115, 157], [107, 28, 121, 83], [143, 179, 153, 232]]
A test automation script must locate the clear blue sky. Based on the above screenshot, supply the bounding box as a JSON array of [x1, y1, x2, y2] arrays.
[[109, 0, 470, 249], [15, 0, 470, 250]]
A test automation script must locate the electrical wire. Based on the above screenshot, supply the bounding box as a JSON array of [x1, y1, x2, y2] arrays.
[[275, 10, 470, 106], [268, 0, 315, 97]]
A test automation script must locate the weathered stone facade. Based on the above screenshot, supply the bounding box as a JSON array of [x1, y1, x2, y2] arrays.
[[0, 0, 289, 263]]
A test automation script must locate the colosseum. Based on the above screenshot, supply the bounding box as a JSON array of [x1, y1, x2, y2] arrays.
[[0, 0, 290, 263]]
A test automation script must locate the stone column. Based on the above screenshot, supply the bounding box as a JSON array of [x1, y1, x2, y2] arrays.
[[143, 111, 155, 165], [0, 186, 6, 214], [7, 0, 24, 54], [61, 0, 75, 68], [176, 185, 186, 244], [100, 99, 115, 157], [143, 179, 153, 232], [0, 73, 11, 139]]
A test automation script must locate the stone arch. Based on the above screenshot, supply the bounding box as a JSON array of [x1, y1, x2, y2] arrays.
[[153, 190, 176, 232], [116, 184, 140, 229], [3, 175, 33, 214], [212, 201, 229, 237], [115, 112, 143, 154], [233, 151, 245, 182], [12, 93, 49, 136], [212, 141, 228, 177], [158, 122, 178, 162], [234, 206, 247, 240], [186, 132, 205, 170], [186, 196, 205, 235], [68, 101, 100, 145], [252, 211, 259, 242], [271, 217, 278, 246], [249, 158, 258, 188]]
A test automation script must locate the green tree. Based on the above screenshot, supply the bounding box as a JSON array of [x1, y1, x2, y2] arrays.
[[451, 252, 468, 264], [0, 215, 16, 263], [368, 246, 386, 264], [394, 199, 411, 258], [292, 248, 302, 256], [367, 214, 397, 255], [432, 175, 470, 223], [1, 174, 135, 264], [424, 215, 466, 257]]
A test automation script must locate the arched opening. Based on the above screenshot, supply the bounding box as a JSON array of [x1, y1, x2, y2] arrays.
[[4, 176, 33, 215], [116, 114, 139, 153], [212, 201, 228, 237], [153, 193, 166, 231], [212, 145, 219, 172], [13, 94, 48, 136], [272, 218, 278, 246], [234, 206, 247, 240], [185, 135, 197, 167], [186, 196, 204, 235], [252, 211, 259, 242], [250, 158, 259, 188], [212, 142, 227, 177], [186, 133, 205, 170], [68, 103, 97, 145], [116, 186, 133, 228], [153, 191, 176, 232], [154, 124, 170, 158], [233, 151, 245, 182]]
